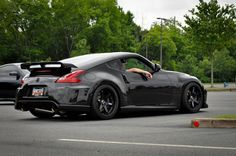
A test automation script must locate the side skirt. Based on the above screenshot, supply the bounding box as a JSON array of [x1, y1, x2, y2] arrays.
[[120, 105, 178, 111]]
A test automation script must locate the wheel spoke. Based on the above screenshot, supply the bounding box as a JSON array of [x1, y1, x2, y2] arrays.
[[193, 98, 199, 104], [106, 97, 113, 106], [99, 103, 104, 112], [107, 102, 113, 106], [97, 98, 104, 112], [192, 87, 195, 95], [191, 101, 195, 108], [103, 105, 109, 113]]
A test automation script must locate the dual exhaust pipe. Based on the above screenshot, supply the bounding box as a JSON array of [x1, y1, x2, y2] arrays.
[[34, 108, 55, 114]]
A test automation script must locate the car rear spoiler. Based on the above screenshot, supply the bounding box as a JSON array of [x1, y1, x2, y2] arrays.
[[21, 62, 77, 70]]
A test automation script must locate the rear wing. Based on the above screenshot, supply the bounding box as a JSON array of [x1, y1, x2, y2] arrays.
[[21, 62, 77, 70], [21, 62, 77, 76]]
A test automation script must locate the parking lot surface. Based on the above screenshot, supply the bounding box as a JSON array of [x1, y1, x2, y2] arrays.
[[0, 92, 236, 156]]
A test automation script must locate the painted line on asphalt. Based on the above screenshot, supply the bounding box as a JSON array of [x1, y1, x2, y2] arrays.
[[58, 139, 236, 150]]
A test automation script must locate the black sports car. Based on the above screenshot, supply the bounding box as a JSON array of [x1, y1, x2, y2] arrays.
[[15, 52, 207, 119], [0, 63, 29, 101]]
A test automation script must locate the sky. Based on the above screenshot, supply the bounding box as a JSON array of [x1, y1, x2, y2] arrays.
[[117, 0, 236, 29]]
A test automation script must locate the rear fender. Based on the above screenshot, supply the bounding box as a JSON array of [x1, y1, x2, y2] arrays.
[[86, 72, 128, 108]]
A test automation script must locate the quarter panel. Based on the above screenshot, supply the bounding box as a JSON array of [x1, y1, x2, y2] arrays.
[[80, 64, 129, 107]]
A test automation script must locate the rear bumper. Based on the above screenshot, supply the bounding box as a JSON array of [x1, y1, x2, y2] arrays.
[[15, 85, 92, 113], [15, 98, 90, 113]]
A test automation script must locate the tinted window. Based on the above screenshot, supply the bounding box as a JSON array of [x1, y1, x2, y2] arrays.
[[122, 58, 153, 72], [107, 60, 123, 71], [16, 65, 29, 75]]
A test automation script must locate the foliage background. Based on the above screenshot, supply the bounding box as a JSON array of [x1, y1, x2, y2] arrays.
[[0, 0, 235, 83]]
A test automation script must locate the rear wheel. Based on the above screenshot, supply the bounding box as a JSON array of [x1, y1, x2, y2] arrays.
[[182, 82, 203, 113], [29, 108, 55, 118], [90, 85, 119, 120]]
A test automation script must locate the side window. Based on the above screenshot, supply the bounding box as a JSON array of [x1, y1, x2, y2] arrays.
[[107, 60, 123, 71], [0, 65, 18, 81], [123, 58, 153, 72]]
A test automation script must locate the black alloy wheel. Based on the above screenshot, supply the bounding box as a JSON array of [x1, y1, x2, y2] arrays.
[[91, 85, 119, 119], [182, 82, 203, 113]]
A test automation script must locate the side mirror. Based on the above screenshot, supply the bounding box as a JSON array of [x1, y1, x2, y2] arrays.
[[9, 71, 20, 80], [154, 64, 161, 72]]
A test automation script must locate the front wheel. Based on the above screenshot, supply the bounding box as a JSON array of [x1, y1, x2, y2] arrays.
[[181, 82, 203, 113], [90, 85, 119, 120]]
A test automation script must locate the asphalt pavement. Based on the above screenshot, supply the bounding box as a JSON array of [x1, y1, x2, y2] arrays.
[[0, 92, 236, 156]]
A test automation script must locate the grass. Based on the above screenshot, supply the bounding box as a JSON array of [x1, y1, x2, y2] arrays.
[[203, 82, 236, 92], [206, 88, 236, 92], [215, 114, 236, 119]]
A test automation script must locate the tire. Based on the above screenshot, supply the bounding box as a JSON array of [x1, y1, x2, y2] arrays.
[[90, 84, 119, 120], [29, 108, 55, 118], [181, 82, 203, 113]]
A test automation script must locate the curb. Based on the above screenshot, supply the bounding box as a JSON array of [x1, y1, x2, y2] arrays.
[[191, 118, 236, 128], [206, 88, 236, 92]]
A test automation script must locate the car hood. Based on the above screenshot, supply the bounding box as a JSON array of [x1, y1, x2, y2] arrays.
[[162, 70, 201, 83]]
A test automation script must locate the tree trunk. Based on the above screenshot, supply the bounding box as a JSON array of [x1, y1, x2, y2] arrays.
[[210, 55, 214, 88]]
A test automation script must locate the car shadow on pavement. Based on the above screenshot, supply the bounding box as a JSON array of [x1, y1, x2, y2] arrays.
[[116, 109, 206, 119], [17, 109, 207, 122], [117, 109, 180, 118], [18, 114, 92, 122]]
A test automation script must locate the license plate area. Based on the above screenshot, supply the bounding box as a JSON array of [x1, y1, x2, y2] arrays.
[[32, 87, 45, 96]]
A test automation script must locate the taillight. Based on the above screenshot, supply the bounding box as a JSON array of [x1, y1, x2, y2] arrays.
[[20, 73, 29, 86], [55, 70, 85, 83], [35, 69, 51, 73], [20, 79, 24, 86]]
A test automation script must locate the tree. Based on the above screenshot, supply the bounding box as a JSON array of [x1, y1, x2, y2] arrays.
[[0, 0, 55, 62], [213, 48, 236, 82], [139, 23, 177, 70], [84, 1, 140, 53], [184, 0, 236, 87], [0, 0, 141, 63]]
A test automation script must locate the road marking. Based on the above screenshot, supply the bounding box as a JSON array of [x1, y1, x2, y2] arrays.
[[58, 139, 236, 150]]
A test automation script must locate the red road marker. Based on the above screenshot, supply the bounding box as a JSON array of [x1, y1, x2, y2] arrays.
[[193, 120, 200, 128]]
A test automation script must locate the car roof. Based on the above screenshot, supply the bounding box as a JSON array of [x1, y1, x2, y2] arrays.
[[0, 63, 21, 67], [0, 63, 30, 75], [60, 52, 145, 69]]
